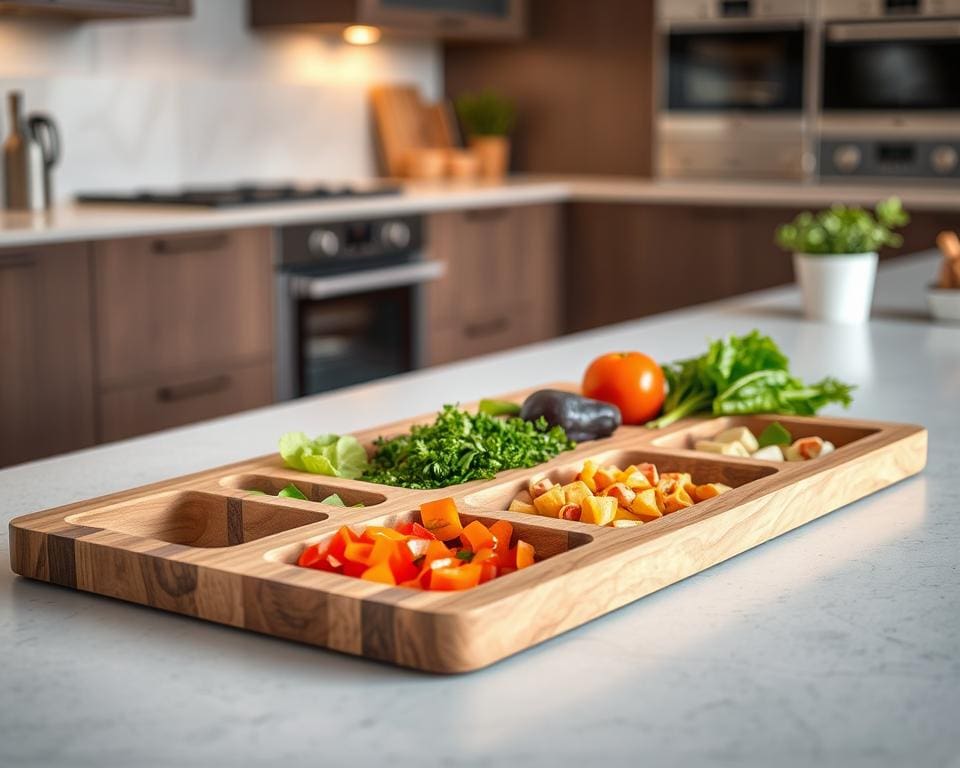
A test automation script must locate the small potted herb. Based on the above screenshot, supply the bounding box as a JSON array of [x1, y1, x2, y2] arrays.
[[455, 89, 516, 178], [775, 197, 909, 323]]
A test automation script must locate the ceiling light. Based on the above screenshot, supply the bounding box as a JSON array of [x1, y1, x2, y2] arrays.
[[343, 25, 381, 45]]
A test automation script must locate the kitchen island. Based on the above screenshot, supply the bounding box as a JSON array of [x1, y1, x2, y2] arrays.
[[1, 253, 958, 767]]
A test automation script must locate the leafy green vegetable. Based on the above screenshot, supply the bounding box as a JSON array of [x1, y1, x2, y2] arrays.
[[478, 398, 521, 417], [758, 421, 793, 448], [647, 331, 855, 429], [775, 197, 909, 254], [278, 483, 308, 500], [362, 404, 575, 490], [279, 432, 369, 479], [319, 492, 345, 507]]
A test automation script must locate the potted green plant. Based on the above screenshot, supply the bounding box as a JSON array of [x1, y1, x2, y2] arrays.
[[775, 197, 909, 323], [455, 89, 516, 178]]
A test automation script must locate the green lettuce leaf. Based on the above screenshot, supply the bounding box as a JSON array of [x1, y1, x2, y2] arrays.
[[278, 432, 369, 479]]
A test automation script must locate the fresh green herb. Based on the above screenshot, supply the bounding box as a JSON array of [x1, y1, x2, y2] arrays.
[[455, 550, 475, 562], [279, 432, 368, 479], [278, 483, 308, 500], [775, 197, 909, 255], [478, 398, 522, 417], [647, 331, 855, 429], [455, 89, 516, 136], [758, 421, 793, 448], [362, 404, 575, 490]]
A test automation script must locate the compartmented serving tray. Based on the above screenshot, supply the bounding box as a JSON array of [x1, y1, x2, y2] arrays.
[[8, 386, 927, 673]]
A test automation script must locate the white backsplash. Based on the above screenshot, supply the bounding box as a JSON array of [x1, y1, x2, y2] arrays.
[[0, 0, 441, 200]]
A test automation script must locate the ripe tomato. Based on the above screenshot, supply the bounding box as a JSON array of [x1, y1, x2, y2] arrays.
[[582, 352, 666, 424]]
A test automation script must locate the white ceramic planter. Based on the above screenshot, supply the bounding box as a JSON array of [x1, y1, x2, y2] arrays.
[[793, 251, 878, 324]]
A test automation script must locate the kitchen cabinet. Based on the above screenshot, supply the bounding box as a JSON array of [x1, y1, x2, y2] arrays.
[[0, 243, 96, 466], [564, 203, 800, 332], [425, 203, 559, 365], [93, 227, 275, 440], [0, 0, 191, 19], [250, 0, 526, 40]]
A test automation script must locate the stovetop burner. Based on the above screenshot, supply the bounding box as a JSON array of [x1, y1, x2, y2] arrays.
[[76, 183, 402, 208]]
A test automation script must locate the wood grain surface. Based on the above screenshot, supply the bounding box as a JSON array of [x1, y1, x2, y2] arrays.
[[8, 386, 927, 673]]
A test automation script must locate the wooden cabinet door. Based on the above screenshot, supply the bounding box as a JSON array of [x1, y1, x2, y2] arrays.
[[94, 228, 274, 388], [360, 0, 526, 39], [0, 243, 96, 466], [0, 0, 192, 18], [425, 204, 560, 366]]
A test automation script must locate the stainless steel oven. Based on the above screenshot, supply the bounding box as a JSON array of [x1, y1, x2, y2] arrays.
[[657, 0, 811, 179], [819, 6, 960, 179], [274, 216, 444, 400]]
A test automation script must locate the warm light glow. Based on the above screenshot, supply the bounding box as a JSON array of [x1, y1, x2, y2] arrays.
[[342, 25, 381, 45]]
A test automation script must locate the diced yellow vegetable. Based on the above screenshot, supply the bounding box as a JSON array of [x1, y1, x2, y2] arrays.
[[533, 485, 566, 518], [616, 465, 640, 483], [602, 482, 636, 508], [508, 498, 536, 514], [622, 471, 653, 491], [580, 495, 617, 526], [594, 466, 619, 491], [630, 489, 662, 521], [578, 460, 599, 492], [714, 426, 759, 454], [692, 483, 732, 502], [614, 506, 643, 522], [562, 480, 594, 507], [656, 482, 694, 514], [661, 471, 693, 488]]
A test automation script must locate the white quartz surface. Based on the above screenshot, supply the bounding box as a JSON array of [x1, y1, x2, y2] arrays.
[[1, 176, 959, 248], [1, 254, 958, 767]]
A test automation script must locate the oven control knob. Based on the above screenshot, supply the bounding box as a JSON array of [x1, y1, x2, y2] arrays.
[[308, 228, 340, 257], [832, 144, 862, 174], [381, 221, 411, 250], [931, 145, 959, 175]]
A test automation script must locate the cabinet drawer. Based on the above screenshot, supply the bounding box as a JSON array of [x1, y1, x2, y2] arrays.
[[94, 228, 274, 386], [427, 309, 540, 366], [98, 360, 274, 442]]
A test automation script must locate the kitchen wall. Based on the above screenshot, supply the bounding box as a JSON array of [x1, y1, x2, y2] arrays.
[[0, 0, 441, 199]]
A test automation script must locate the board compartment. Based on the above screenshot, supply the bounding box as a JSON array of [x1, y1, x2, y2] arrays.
[[219, 472, 389, 508], [65, 490, 328, 548]]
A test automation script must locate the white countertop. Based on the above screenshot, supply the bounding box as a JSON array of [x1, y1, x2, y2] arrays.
[[2, 176, 959, 248], [1, 253, 957, 767]]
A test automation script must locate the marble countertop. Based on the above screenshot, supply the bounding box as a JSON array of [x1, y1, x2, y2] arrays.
[[2, 176, 959, 248], [2, 254, 958, 767]]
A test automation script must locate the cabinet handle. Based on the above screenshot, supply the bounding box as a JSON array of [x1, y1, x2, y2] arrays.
[[0, 254, 35, 270], [156, 374, 231, 403], [463, 208, 508, 222], [152, 233, 229, 255], [463, 316, 510, 338]]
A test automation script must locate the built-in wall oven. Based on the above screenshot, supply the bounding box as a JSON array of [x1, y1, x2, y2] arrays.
[[274, 216, 444, 401], [819, 1, 960, 179], [657, 0, 812, 180]]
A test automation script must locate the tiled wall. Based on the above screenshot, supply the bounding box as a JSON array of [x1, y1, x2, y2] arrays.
[[0, 0, 441, 199]]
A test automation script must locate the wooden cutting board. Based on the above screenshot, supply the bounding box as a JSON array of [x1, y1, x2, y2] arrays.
[[8, 387, 926, 673]]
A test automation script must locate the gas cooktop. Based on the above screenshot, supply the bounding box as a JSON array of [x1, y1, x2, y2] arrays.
[[76, 183, 402, 208]]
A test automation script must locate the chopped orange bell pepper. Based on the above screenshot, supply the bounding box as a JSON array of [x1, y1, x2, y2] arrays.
[[430, 564, 482, 591], [368, 536, 397, 567], [389, 540, 420, 583], [343, 541, 374, 566], [471, 547, 498, 565], [515, 540, 535, 569], [343, 560, 367, 578], [479, 561, 498, 583], [361, 561, 396, 585], [362, 526, 408, 543], [420, 497, 463, 541], [411, 522, 437, 540], [489, 520, 513, 551], [421, 539, 453, 569], [460, 520, 495, 552]]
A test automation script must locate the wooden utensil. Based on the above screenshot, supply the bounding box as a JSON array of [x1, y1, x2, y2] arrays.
[[936, 230, 960, 289], [9, 384, 927, 673]]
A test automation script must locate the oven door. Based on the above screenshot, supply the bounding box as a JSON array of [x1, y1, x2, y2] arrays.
[[276, 260, 445, 400], [666, 28, 805, 112], [823, 21, 960, 112]]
